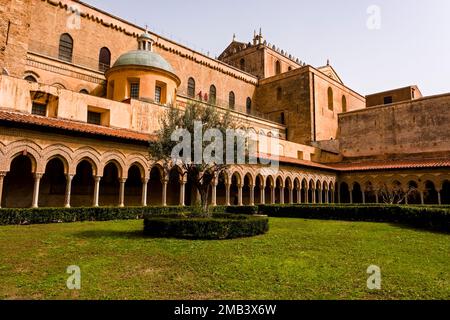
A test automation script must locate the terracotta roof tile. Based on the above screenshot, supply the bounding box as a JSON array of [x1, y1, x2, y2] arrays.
[[328, 159, 450, 172], [0, 110, 154, 142]]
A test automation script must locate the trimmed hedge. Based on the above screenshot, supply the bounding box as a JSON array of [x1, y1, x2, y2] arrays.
[[0, 206, 195, 226], [0, 206, 258, 226], [258, 205, 450, 232], [143, 214, 269, 240]]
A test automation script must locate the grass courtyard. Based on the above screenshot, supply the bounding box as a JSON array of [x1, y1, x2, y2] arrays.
[[0, 218, 449, 300]]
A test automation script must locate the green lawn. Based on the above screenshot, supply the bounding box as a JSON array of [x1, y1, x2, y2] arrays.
[[0, 218, 449, 300]]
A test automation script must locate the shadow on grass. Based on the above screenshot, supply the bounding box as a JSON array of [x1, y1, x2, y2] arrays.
[[387, 223, 450, 236], [75, 230, 146, 240]]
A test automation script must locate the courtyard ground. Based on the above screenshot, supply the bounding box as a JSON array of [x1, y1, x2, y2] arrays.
[[0, 218, 449, 300]]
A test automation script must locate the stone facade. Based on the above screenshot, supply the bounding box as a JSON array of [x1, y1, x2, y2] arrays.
[[0, 0, 449, 208]]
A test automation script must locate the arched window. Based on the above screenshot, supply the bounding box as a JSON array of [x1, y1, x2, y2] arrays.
[[229, 91, 235, 109], [187, 77, 195, 98], [209, 85, 216, 105], [246, 97, 252, 114], [277, 87, 282, 100], [327, 87, 334, 111], [24, 75, 37, 82], [240, 59, 245, 70], [275, 60, 281, 75], [58, 33, 73, 63], [80, 89, 89, 94], [288, 66, 292, 71], [98, 47, 111, 72], [342, 95, 347, 113]]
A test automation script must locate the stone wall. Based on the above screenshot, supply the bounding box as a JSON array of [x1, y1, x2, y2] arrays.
[[0, 0, 32, 77], [338, 93, 450, 159]]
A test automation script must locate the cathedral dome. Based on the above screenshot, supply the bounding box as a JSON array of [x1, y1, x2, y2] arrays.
[[112, 50, 176, 75]]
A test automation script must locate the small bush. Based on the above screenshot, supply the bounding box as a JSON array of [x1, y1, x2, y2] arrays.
[[144, 214, 269, 240], [258, 205, 450, 232]]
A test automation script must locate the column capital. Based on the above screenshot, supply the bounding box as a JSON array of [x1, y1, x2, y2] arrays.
[[119, 178, 127, 184], [94, 176, 102, 182], [0, 171, 8, 178], [34, 173, 44, 179], [141, 178, 149, 184]]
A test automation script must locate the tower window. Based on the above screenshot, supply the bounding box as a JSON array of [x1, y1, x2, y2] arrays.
[[98, 47, 111, 72], [58, 33, 73, 63], [130, 82, 140, 99], [327, 87, 334, 111], [155, 86, 162, 103], [246, 97, 252, 114], [187, 77, 195, 98], [384, 96, 393, 105], [342, 95, 347, 113], [31, 102, 47, 116], [87, 111, 101, 125], [275, 60, 281, 75], [209, 85, 216, 105], [229, 91, 235, 109]]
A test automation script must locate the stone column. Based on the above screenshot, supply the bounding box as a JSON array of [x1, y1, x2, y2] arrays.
[[237, 184, 243, 206], [297, 188, 302, 204], [211, 180, 218, 207], [225, 183, 231, 206], [271, 186, 276, 204], [375, 190, 379, 204], [289, 187, 294, 204], [64, 174, 74, 208], [162, 179, 168, 207], [0, 172, 7, 208], [119, 178, 126, 207], [349, 189, 353, 204], [311, 188, 316, 204], [325, 190, 329, 204], [32, 173, 43, 208], [437, 189, 442, 205], [93, 176, 101, 207], [305, 187, 309, 204], [249, 184, 255, 206], [420, 190, 425, 205], [280, 187, 285, 204], [141, 178, 149, 207], [362, 191, 366, 204], [260, 182, 265, 205], [179, 180, 186, 207]]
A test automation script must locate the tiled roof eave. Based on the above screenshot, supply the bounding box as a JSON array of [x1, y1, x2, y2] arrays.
[[0, 110, 153, 143]]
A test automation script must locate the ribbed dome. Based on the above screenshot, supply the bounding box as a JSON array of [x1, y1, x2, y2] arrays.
[[112, 50, 175, 74]]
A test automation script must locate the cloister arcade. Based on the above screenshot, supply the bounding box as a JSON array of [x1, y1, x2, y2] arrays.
[[0, 141, 448, 208]]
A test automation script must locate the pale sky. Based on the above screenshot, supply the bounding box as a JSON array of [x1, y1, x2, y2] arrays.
[[84, 0, 450, 96]]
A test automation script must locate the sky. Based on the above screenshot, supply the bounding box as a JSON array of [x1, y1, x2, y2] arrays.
[[84, 0, 450, 96]]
